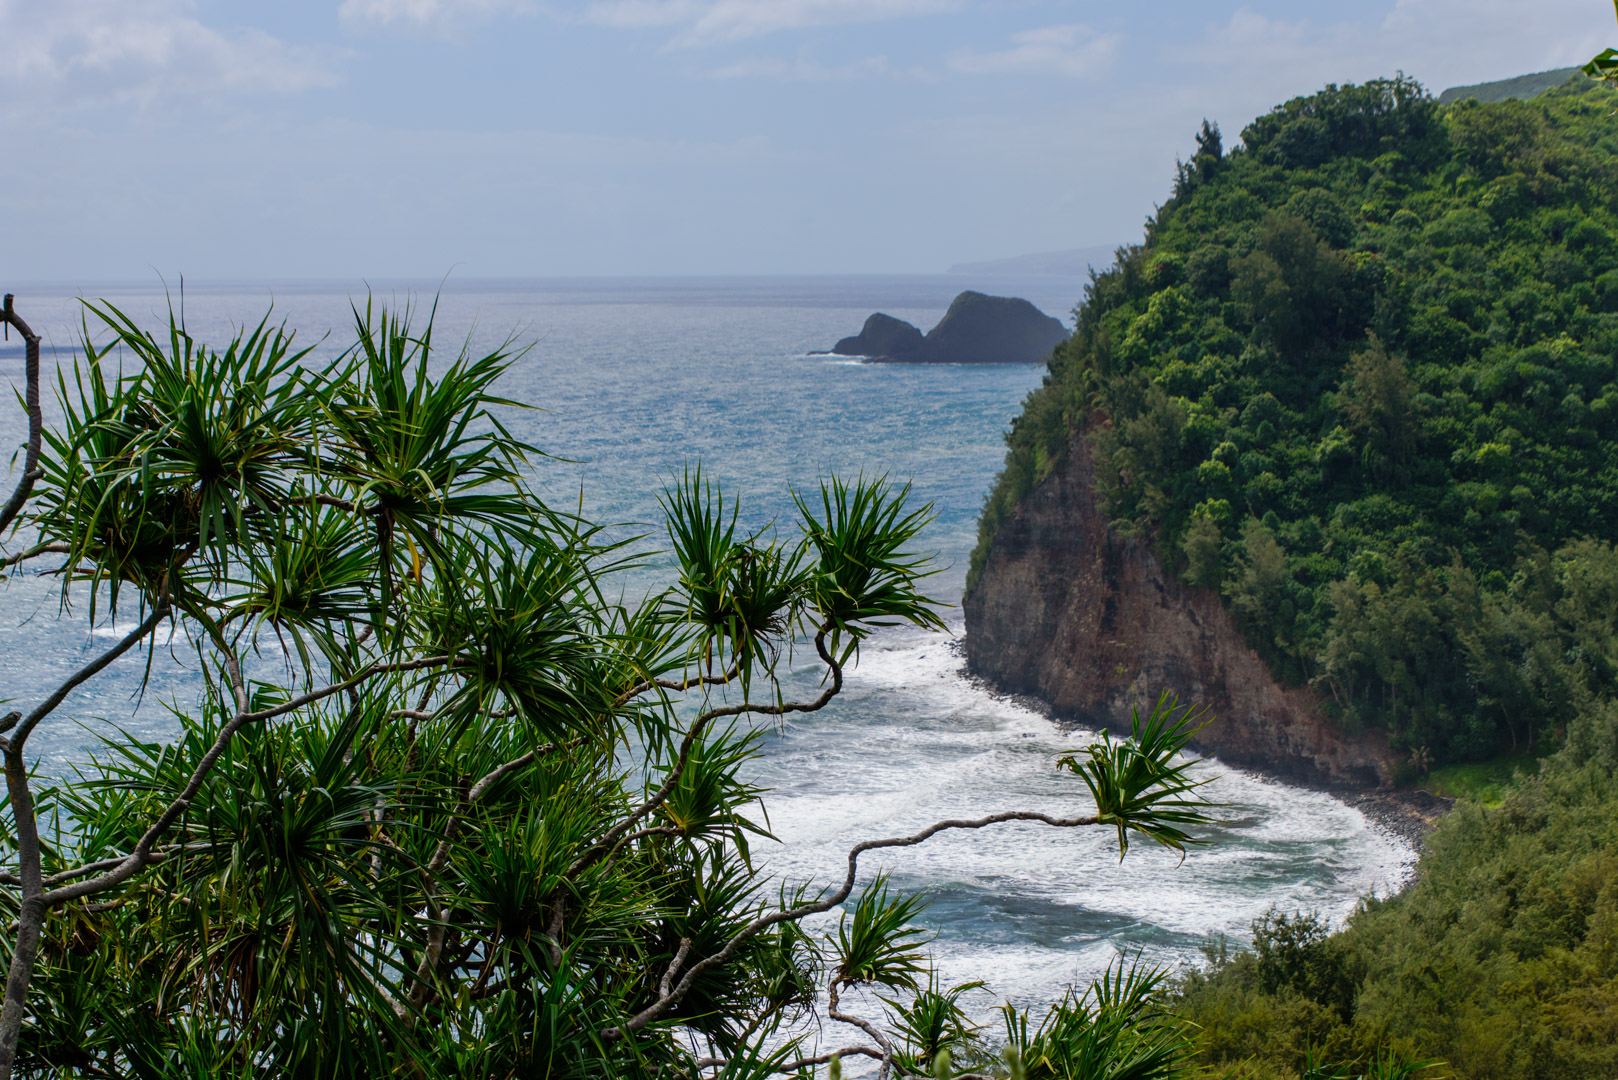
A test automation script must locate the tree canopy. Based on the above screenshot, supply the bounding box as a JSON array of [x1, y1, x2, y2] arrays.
[[0, 297, 1221, 1079], [973, 73, 1618, 769]]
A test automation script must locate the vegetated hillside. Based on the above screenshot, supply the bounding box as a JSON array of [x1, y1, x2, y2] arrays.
[[970, 75, 1618, 770], [1170, 704, 1618, 1080], [1438, 67, 1586, 105]]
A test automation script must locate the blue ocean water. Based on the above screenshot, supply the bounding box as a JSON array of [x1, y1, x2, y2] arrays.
[[0, 276, 1411, 1047]]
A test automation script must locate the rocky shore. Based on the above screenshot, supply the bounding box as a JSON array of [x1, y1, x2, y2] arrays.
[[955, 640, 1446, 866], [959, 424, 1459, 871]]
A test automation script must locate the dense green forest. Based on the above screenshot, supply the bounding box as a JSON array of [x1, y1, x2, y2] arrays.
[[1169, 698, 1618, 1080], [972, 73, 1618, 769]]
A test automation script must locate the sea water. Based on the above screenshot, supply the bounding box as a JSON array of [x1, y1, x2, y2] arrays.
[[0, 276, 1412, 1050]]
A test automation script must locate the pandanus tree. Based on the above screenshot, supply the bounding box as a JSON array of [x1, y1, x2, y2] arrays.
[[0, 294, 1214, 1079]]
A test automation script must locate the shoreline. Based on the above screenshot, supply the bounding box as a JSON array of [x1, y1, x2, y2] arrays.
[[1338, 787, 1452, 853], [951, 641, 1449, 874]]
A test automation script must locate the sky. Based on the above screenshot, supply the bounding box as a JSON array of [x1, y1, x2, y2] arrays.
[[0, 0, 1611, 281]]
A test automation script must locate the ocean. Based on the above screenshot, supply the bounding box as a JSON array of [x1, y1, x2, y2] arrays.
[[0, 275, 1412, 1055]]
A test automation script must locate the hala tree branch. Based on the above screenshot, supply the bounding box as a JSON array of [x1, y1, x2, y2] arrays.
[[0, 842, 216, 889], [610, 663, 742, 710], [692, 1046, 888, 1074], [610, 698, 1212, 1047], [0, 295, 42, 538], [571, 628, 843, 880], [43, 652, 455, 907], [605, 808, 1104, 1041], [0, 587, 176, 1079], [236, 655, 456, 726], [5, 604, 173, 755], [829, 980, 894, 1080], [0, 543, 70, 570]]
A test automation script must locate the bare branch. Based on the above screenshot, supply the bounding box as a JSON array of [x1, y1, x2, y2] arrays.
[[240, 655, 454, 724], [220, 651, 249, 717], [0, 295, 43, 536], [11, 604, 172, 753], [573, 630, 843, 880], [829, 981, 893, 1080], [691, 1047, 885, 1075], [0, 842, 215, 889], [465, 744, 547, 803], [605, 806, 1101, 1040], [390, 705, 514, 724], [545, 895, 566, 969], [0, 543, 69, 570], [611, 664, 740, 710], [660, 937, 693, 998]]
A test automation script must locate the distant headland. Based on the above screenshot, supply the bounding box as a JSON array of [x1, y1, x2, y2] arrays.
[[946, 244, 1118, 277], [823, 290, 1067, 364]]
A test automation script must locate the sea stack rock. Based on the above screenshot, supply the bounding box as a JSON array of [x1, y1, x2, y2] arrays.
[[918, 291, 1067, 365], [831, 313, 925, 359], [824, 292, 1067, 364]]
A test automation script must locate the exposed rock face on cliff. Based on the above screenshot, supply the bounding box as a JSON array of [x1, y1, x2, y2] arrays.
[[824, 292, 1067, 364], [964, 433, 1400, 789], [832, 313, 925, 359]]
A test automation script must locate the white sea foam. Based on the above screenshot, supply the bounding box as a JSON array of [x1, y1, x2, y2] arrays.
[[741, 624, 1416, 1070]]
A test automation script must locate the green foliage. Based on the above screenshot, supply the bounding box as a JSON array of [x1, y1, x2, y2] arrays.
[[1057, 695, 1215, 857], [662, 467, 805, 692], [1001, 959, 1195, 1080], [971, 73, 1618, 767], [1421, 750, 1541, 805], [1169, 703, 1618, 1080], [1179, 513, 1222, 590], [0, 299, 1224, 1079], [882, 974, 987, 1075], [794, 473, 947, 664], [832, 874, 932, 992]]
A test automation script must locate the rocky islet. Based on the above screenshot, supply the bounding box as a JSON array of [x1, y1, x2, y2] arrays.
[[827, 290, 1068, 364]]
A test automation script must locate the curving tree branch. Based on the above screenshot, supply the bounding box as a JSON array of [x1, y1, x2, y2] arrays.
[[571, 628, 843, 881], [605, 806, 1103, 1041], [0, 295, 41, 538]]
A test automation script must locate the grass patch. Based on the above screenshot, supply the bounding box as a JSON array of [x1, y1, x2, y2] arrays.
[[1421, 751, 1545, 806]]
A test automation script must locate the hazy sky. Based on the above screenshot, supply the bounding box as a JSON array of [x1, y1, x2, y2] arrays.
[[1, 0, 1610, 281]]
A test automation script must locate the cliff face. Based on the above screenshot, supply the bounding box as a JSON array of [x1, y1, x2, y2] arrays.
[[964, 434, 1399, 789]]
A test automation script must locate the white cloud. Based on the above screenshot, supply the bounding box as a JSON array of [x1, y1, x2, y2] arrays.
[[1182, 1, 1609, 105], [948, 24, 1120, 79], [582, 0, 958, 47], [1205, 8, 1307, 52], [338, 0, 536, 32], [1381, 0, 1610, 75], [709, 53, 891, 80], [0, 0, 338, 114]]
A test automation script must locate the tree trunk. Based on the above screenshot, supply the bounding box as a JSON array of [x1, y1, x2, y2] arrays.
[[0, 897, 44, 1080], [0, 748, 46, 1080], [0, 295, 42, 535]]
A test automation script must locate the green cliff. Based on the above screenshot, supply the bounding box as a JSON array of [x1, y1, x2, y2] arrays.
[[970, 74, 1618, 769]]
